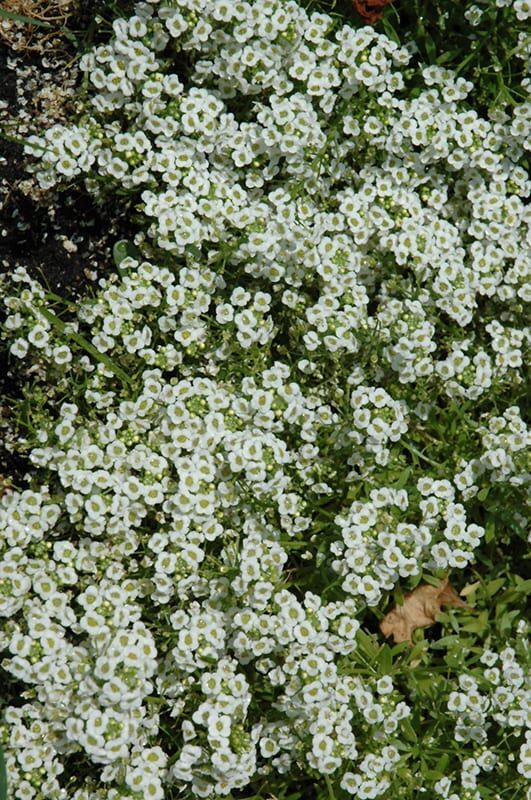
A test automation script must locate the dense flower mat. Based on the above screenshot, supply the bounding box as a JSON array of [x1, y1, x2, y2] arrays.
[[1, 1, 530, 798]]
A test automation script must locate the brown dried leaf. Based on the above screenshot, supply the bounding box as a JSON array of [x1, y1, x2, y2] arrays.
[[379, 578, 473, 644], [352, 0, 395, 24]]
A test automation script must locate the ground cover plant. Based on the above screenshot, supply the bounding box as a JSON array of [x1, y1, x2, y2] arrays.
[[0, 1, 530, 799]]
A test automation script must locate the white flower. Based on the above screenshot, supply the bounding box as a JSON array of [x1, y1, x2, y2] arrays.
[[9, 338, 29, 358]]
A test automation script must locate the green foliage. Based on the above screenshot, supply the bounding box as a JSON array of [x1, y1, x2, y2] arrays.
[[0, 1, 529, 799], [313, 0, 529, 111], [0, 745, 6, 800]]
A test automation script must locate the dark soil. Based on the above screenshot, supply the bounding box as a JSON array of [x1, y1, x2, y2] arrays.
[[0, 25, 136, 486]]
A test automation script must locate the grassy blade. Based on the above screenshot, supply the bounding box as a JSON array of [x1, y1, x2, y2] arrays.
[[31, 304, 133, 386], [0, 8, 78, 43], [0, 131, 46, 151], [0, 744, 7, 800], [0, 8, 55, 28]]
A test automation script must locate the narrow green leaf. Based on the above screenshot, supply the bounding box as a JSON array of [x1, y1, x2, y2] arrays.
[[30, 305, 133, 386], [486, 577, 505, 597], [431, 634, 461, 649], [356, 630, 379, 659], [0, 131, 46, 151], [390, 641, 409, 658], [392, 467, 411, 489], [435, 50, 462, 66], [425, 769, 446, 781], [408, 640, 428, 663], [380, 17, 400, 46], [409, 572, 423, 589], [460, 610, 489, 633], [400, 717, 418, 743], [0, 8, 55, 27], [393, 584, 405, 606], [43, 290, 77, 308], [435, 753, 450, 774], [0, 744, 7, 800], [184, 243, 203, 259], [378, 645, 392, 674], [422, 31, 437, 63], [0, 8, 78, 42], [422, 573, 443, 587]]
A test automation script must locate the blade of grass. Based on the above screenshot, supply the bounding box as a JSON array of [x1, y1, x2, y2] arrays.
[[0, 744, 6, 800], [29, 304, 133, 386], [0, 8, 78, 44], [0, 7, 57, 27], [0, 131, 46, 151]]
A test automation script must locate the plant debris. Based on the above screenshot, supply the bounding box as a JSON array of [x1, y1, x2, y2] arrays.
[[0, 0, 77, 53], [380, 578, 473, 644]]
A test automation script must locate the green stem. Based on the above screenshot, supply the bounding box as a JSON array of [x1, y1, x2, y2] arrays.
[[28, 304, 133, 387], [325, 774, 337, 800], [403, 441, 442, 469], [0, 744, 7, 800], [0, 131, 46, 151]]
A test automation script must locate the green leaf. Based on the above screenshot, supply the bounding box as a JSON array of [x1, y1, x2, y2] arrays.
[[486, 577, 505, 597], [392, 467, 411, 490], [356, 630, 379, 660], [112, 240, 141, 273], [408, 640, 428, 662], [422, 574, 442, 587], [0, 744, 7, 800], [435, 50, 462, 66], [31, 304, 133, 386], [497, 609, 521, 635], [400, 717, 418, 743], [393, 583, 405, 606], [513, 577, 531, 593], [380, 17, 400, 46], [435, 753, 450, 775], [424, 769, 444, 781], [409, 571, 423, 589], [422, 30, 437, 63], [184, 243, 203, 260], [435, 753, 449, 774], [460, 610, 489, 634], [431, 634, 461, 649], [378, 645, 392, 674], [390, 641, 409, 658]]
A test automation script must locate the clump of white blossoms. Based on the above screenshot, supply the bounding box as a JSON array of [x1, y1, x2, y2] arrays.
[[1, 0, 529, 798]]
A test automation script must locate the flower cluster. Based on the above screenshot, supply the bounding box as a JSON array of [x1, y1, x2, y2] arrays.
[[441, 636, 531, 796], [1, 0, 529, 798], [447, 644, 529, 746]]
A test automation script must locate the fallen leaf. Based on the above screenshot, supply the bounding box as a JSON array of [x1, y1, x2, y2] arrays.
[[379, 577, 473, 644], [352, 0, 395, 24]]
